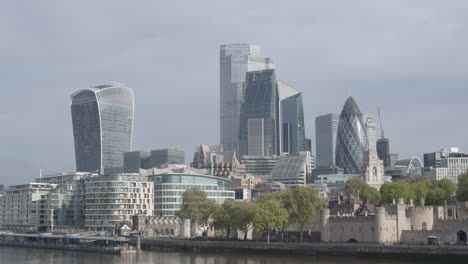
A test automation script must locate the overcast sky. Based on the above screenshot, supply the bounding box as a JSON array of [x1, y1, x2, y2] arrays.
[[1, 1, 467, 186]]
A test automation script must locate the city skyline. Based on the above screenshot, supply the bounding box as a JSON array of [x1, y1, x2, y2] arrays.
[[2, 1, 468, 185]]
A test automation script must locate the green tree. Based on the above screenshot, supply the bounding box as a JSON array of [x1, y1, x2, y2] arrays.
[[233, 202, 258, 241], [410, 174, 429, 184], [426, 188, 446, 205], [380, 181, 415, 204], [283, 187, 321, 242], [437, 179, 456, 200], [212, 199, 237, 240], [177, 189, 216, 235], [412, 181, 429, 204], [253, 199, 288, 243], [359, 184, 381, 203], [345, 177, 365, 197], [457, 171, 468, 201]]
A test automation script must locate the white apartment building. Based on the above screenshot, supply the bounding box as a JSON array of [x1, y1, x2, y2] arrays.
[[84, 174, 154, 230], [426, 153, 468, 185], [0, 183, 57, 231]]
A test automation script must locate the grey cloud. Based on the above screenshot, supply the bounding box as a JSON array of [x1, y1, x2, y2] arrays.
[[1, 0, 468, 185]]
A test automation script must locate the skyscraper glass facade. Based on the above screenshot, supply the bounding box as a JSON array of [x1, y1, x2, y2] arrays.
[[315, 113, 340, 167], [219, 44, 274, 152], [71, 84, 134, 175], [239, 69, 278, 158], [336, 97, 369, 174], [280, 92, 306, 154]]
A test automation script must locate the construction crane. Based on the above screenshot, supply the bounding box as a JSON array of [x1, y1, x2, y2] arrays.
[[378, 107, 385, 139]]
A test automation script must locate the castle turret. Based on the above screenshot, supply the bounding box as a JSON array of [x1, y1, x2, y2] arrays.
[[375, 207, 386, 243], [321, 208, 330, 242]]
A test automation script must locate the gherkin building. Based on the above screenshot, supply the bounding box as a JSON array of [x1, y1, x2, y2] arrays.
[[336, 96, 368, 174]]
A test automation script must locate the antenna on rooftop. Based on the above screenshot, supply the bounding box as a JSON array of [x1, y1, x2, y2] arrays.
[[39, 168, 42, 178], [378, 107, 385, 139]]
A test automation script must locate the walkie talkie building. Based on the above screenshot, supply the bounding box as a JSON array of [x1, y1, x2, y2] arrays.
[[71, 84, 134, 175], [336, 97, 368, 174]]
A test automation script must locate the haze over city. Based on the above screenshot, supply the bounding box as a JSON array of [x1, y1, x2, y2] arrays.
[[1, 0, 468, 186]]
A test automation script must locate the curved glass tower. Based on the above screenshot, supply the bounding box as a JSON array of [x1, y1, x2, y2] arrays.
[[71, 84, 134, 175], [336, 97, 368, 174]]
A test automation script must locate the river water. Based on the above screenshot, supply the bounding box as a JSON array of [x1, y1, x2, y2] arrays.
[[0, 246, 448, 264]]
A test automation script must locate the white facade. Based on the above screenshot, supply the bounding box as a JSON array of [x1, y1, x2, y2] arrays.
[[364, 115, 377, 153], [84, 175, 154, 230], [219, 44, 274, 152], [361, 150, 385, 190], [426, 156, 468, 185]]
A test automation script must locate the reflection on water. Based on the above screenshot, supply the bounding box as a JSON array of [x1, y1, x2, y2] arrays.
[[0, 246, 446, 264]]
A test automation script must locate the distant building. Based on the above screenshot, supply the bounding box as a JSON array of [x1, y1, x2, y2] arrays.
[[424, 151, 468, 185], [241, 156, 279, 180], [144, 165, 235, 217], [123, 148, 185, 173], [385, 157, 423, 181], [315, 113, 339, 167], [269, 152, 313, 188], [336, 97, 369, 174], [190, 144, 245, 177], [376, 138, 398, 168], [71, 84, 134, 175], [423, 147, 459, 169], [0, 184, 4, 196], [124, 151, 151, 173], [311, 165, 345, 184], [150, 149, 185, 168], [220, 44, 274, 152]]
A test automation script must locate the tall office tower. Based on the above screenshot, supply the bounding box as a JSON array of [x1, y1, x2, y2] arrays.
[[315, 114, 340, 167], [71, 84, 134, 175], [239, 69, 278, 158], [220, 44, 274, 152], [305, 138, 312, 152], [277, 81, 306, 154], [336, 97, 369, 174], [377, 138, 390, 167], [364, 115, 377, 152]]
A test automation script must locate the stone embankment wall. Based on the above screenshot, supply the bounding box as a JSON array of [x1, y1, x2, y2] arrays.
[[141, 239, 468, 259]]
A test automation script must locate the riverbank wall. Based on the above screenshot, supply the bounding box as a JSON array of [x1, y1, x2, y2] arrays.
[[142, 239, 468, 259]]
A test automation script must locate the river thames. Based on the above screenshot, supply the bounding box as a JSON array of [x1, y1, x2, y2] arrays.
[[0, 246, 452, 264]]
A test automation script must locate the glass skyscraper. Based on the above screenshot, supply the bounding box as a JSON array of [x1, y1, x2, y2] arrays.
[[239, 69, 278, 158], [315, 113, 340, 167], [277, 80, 306, 154], [336, 97, 369, 174], [219, 44, 274, 152], [71, 84, 134, 175]]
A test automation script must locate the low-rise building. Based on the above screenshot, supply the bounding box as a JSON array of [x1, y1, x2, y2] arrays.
[[241, 155, 278, 180], [268, 151, 313, 188], [144, 165, 235, 217], [190, 144, 245, 177]]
